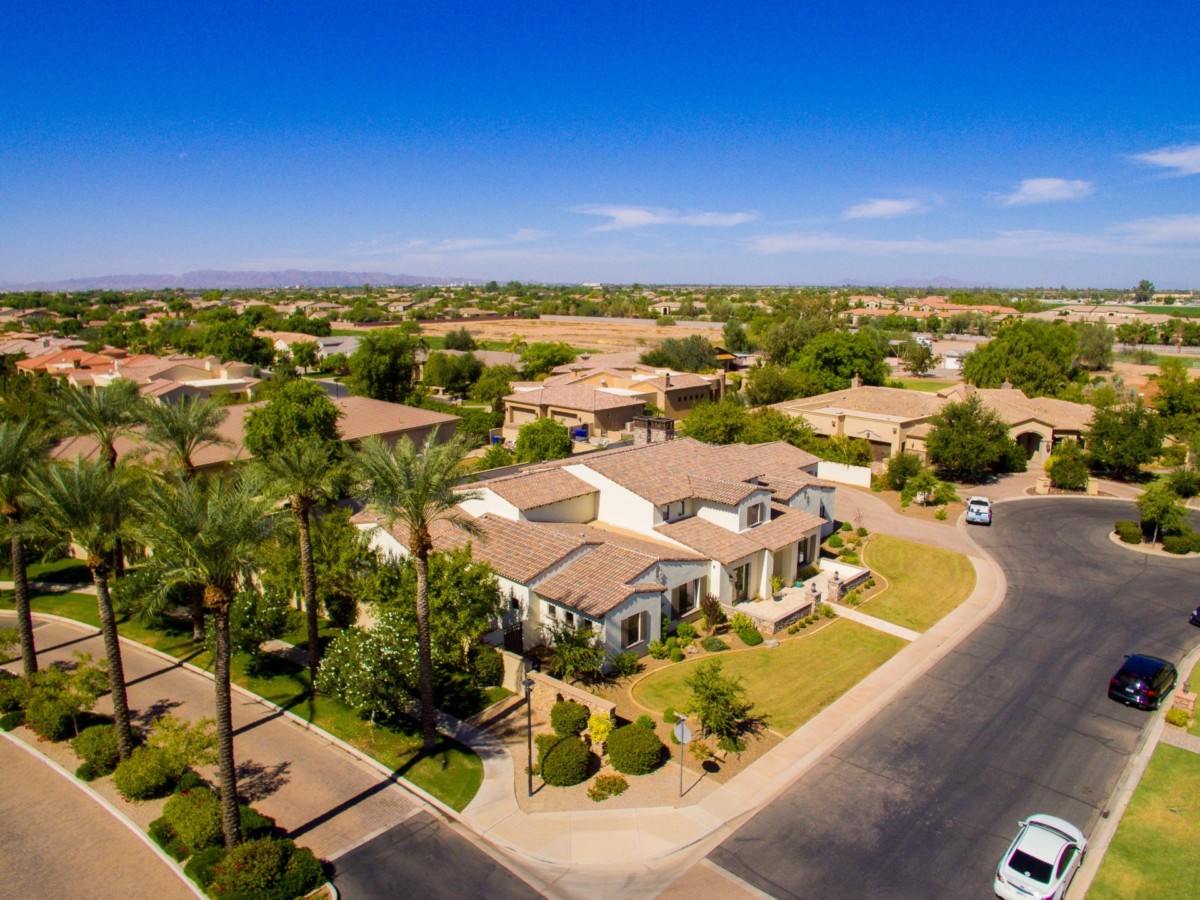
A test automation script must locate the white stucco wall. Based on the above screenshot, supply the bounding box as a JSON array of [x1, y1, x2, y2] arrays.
[[457, 488, 520, 520], [600, 593, 663, 657], [696, 501, 739, 531], [736, 490, 773, 531], [564, 464, 658, 536], [521, 492, 597, 524]]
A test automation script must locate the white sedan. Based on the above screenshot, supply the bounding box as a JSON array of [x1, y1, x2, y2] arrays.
[[994, 814, 1087, 900]]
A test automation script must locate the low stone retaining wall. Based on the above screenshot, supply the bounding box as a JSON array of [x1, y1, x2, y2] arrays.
[[496, 650, 616, 721]]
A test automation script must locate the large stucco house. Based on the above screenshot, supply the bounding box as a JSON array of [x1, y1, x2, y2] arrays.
[[354, 422, 834, 659]]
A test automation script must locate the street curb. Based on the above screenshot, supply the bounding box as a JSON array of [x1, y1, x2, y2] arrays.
[[0, 729, 205, 900], [1070, 639, 1200, 898]]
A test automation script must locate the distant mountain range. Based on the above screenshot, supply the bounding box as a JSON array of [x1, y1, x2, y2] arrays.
[[836, 276, 1002, 289], [0, 269, 479, 291]]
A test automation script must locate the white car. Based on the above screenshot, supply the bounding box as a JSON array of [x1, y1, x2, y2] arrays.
[[966, 496, 993, 525], [994, 814, 1087, 900]]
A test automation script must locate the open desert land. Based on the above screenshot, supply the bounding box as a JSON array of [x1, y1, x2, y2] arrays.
[[394, 316, 721, 353]]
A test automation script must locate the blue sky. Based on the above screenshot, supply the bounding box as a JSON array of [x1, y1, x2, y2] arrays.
[[2, 1, 1199, 287]]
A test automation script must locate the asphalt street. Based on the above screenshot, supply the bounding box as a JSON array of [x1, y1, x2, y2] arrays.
[[708, 498, 1200, 899], [332, 811, 540, 899]]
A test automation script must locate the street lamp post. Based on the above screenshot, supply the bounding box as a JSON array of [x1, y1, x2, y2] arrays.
[[523, 676, 535, 797]]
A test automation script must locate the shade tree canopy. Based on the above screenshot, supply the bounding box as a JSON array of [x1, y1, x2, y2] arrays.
[[926, 394, 1026, 481], [961, 320, 1078, 397]]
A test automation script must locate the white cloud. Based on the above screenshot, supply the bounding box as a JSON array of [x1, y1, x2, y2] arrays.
[[1130, 142, 1200, 176], [573, 205, 758, 232], [843, 198, 927, 220], [1000, 178, 1094, 206], [1112, 214, 1200, 244]]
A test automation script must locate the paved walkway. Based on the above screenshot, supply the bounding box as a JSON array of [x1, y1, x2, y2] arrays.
[[0, 613, 424, 862], [1160, 726, 1200, 753], [0, 735, 195, 899], [833, 605, 921, 641]]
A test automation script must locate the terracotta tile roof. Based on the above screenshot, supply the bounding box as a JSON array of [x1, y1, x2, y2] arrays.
[[748, 507, 825, 552], [534, 543, 662, 617], [775, 386, 943, 420], [544, 522, 704, 561], [686, 474, 761, 506], [483, 469, 598, 511], [655, 516, 762, 565], [502, 384, 646, 412]]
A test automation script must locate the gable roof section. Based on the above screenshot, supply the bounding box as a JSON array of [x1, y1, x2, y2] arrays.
[[749, 506, 826, 552], [655, 516, 763, 565], [687, 473, 761, 506], [502, 384, 646, 412], [483, 468, 598, 511], [534, 543, 662, 618]]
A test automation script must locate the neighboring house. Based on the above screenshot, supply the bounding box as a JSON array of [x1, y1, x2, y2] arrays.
[[259, 331, 362, 360], [71, 353, 261, 402], [354, 419, 833, 660], [0, 336, 86, 358], [15, 347, 127, 376], [52, 395, 459, 473], [774, 381, 1093, 464]]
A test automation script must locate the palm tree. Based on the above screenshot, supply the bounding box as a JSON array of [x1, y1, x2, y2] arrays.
[[255, 436, 344, 688], [26, 458, 137, 759], [132, 473, 274, 848], [58, 381, 144, 575], [354, 431, 479, 751], [0, 420, 54, 676], [141, 397, 230, 639]]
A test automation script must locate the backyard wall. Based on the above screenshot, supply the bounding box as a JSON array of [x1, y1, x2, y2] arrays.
[[816, 460, 873, 488]]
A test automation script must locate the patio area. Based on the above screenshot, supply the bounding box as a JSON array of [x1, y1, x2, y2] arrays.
[[730, 558, 871, 635]]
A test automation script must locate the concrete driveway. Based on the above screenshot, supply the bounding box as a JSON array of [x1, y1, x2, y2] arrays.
[[708, 498, 1200, 899]]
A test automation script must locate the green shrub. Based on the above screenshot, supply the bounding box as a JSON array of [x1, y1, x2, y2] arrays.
[[607, 723, 666, 775], [609, 651, 641, 678], [0, 710, 24, 731], [240, 803, 277, 841], [676, 634, 694, 649], [718, 734, 747, 753], [587, 714, 613, 744], [634, 714, 655, 730], [840, 522, 852, 533], [208, 837, 323, 899], [669, 648, 685, 662], [662, 707, 677, 724], [0, 675, 26, 713], [934, 508, 948, 521], [24, 695, 76, 741], [1162, 533, 1200, 555], [675, 621, 696, 640], [665, 636, 679, 650], [468, 644, 505, 688], [827, 535, 844, 548], [821, 603, 836, 618], [536, 734, 590, 786], [184, 846, 226, 890], [1167, 467, 1200, 499], [72, 724, 121, 780], [647, 639, 668, 660], [163, 787, 224, 857], [729, 612, 753, 632], [177, 768, 207, 793], [149, 815, 186, 860], [856, 526, 868, 537], [1166, 708, 1190, 727], [550, 700, 590, 737], [839, 551, 861, 565], [787, 623, 800, 634], [113, 746, 177, 801], [1115, 520, 1143, 544], [700, 636, 728, 652], [587, 774, 629, 802], [737, 627, 764, 647]]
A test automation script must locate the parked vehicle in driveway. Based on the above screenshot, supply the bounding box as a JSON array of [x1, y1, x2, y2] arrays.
[[994, 814, 1087, 900], [965, 496, 993, 525], [1107, 654, 1178, 710]]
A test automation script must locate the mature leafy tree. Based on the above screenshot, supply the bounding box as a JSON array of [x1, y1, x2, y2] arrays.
[[514, 418, 572, 463], [1045, 439, 1089, 490], [243, 379, 341, 458], [961, 321, 1078, 397], [202, 319, 274, 366], [354, 431, 481, 750], [639, 335, 719, 372], [323, 351, 351, 376], [470, 364, 520, 413], [1074, 323, 1114, 370], [442, 327, 477, 351], [818, 435, 874, 466], [741, 408, 816, 449], [744, 365, 823, 406], [132, 473, 275, 848], [883, 451, 923, 491], [290, 340, 320, 373], [761, 302, 836, 363], [792, 331, 888, 392], [722, 318, 752, 353], [316, 607, 419, 721], [1136, 481, 1186, 543], [1152, 359, 1200, 437], [0, 420, 54, 675], [27, 458, 136, 760], [476, 443, 515, 470], [900, 340, 939, 376], [926, 395, 1024, 481], [1134, 279, 1156, 304], [519, 342, 577, 379], [679, 398, 749, 445], [686, 659, 753, 751], [1085, 399, 1164, 479], [345, 329, 419, 403], [141, 397, 229, 481], [423, 351, 484, 397], [256, 436, 346, 685]]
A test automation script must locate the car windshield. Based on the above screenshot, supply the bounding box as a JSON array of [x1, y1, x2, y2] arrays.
[[1007, 849, 1053, 883]]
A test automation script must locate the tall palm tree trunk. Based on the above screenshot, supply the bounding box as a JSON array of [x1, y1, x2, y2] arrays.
[[414, 552, 438, 752], [210, 597, 243, 848], [295, 503, 321, 690], [92, 564, 134, 760], [10, 534, 38, 676], [190, 585, 206, 641]]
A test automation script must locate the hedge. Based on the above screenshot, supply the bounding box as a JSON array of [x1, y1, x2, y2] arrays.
[[1163, 532, 1200, 554], [550, 700, 590, 737], [536, 733, 590, 786], [607, 723, 666, 776], [24, 695, 77, 742], [469, 644, 505, 688], [737, 627, 764, 647], [72, 724, 121, 781], [208, 837, 324, 900], [1114, 520, 1142, 544], [113, 746, 178, 801]]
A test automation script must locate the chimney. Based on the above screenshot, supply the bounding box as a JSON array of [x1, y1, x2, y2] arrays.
[[1000, 379, 1013, 390], [851, 372, 862, 389], [632, 415, 676, 446], [664, 372, 671, 388]]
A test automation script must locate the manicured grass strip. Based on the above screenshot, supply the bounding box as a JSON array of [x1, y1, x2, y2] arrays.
[[1, 557, 92, 585], [0, 589, 483, 811], [892, 378, 958, 393], [631, 620, 905, 735], [1089, 744, 1200, 899], [861, 535, 975, 632]]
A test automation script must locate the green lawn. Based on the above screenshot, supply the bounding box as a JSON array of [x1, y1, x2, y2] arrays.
[[860, 535, 976, 632], [631, 620, 905, 735], [1114, 351, 1200, 368], [0, 589, 483, 811], [1089, 744, 1200, 899], [892, 378, 957, 393], [0, 557, 92, 585]]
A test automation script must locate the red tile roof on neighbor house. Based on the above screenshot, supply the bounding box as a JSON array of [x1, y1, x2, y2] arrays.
[[503, 384, 646, 412]]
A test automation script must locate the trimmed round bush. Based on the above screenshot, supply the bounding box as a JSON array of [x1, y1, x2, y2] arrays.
[[72, 724, 121, 781], [738, 627, 764, 647], [700, 636, 728, 652], [827, 535, 844, 549], [183, 846, 226, 890], [209, 837, 291, 897], [24, 695, 75, 741], [634, 713, 655, 730], [1115, 520, 1142, 544], [607, 723, 666, 775], [537, 734, 590, 786], [550, 700, 590, 737], [469, 644, 505, 688], [163, 787, 223, 857], [1166, 707, 1190, 727], [675, 621, 696, 640], [669, 648, 685, 662], [856, 526, 868, 537], [113, 746, 176, 801]]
